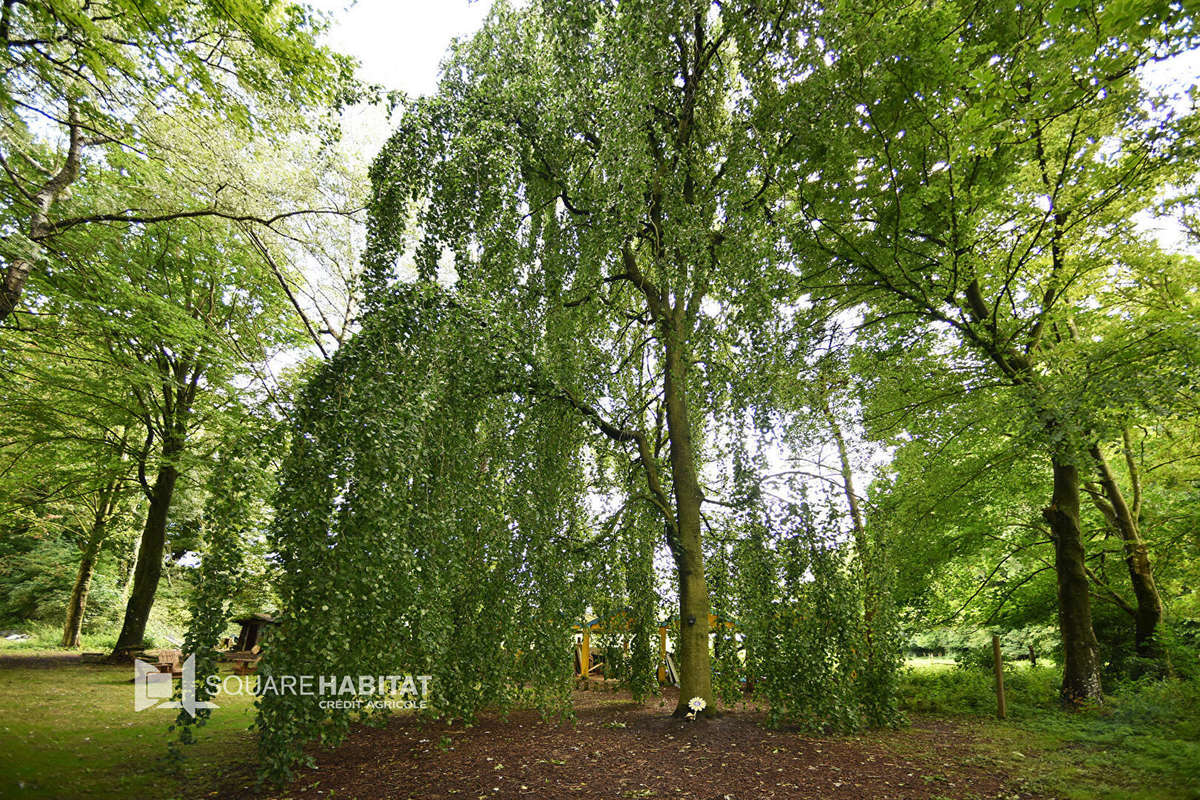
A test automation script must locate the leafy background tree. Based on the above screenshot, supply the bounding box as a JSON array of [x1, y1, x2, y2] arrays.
[[768, 0, 1198, 702], [1, 1, 369, 657], [0, 0, 356, 321]]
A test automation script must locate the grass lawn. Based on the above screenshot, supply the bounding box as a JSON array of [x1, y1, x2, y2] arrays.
[[0, 649, 256, 800], [0, 648, 1197, 799]]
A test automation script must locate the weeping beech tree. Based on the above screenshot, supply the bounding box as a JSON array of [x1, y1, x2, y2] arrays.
[[245, 283, 900, 782], [235, 1, 907, 781], [364, 0, 807, 717]]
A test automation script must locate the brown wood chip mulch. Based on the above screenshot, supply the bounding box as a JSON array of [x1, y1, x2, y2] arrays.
[[230, 686, 1034, 800]]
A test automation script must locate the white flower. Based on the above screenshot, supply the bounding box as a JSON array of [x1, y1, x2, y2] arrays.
[[688, 696, 707, 713]]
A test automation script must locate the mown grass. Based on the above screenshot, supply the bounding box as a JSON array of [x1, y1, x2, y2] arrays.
[[0, 647, 256, 800], [900, 663, 1200, 800]]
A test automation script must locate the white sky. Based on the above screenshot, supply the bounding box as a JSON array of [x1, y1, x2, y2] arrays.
[[308, 0, 491, 96]]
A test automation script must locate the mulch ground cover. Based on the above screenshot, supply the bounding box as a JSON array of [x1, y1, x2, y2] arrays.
[[238, 684, 1035, 800]]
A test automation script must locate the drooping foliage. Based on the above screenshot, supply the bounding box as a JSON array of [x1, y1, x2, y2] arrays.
[[363, 0, 837, 718], [713, 475, 904, 731], [587, 499, 663, 700], [254, 281, 904, 779], [170, 424, 276, 760], [255, 285, 598, 781]]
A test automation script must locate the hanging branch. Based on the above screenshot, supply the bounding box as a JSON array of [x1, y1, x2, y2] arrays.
[[243, 227, 328, 359]]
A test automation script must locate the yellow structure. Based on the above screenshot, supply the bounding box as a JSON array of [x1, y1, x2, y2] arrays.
[[572, 611, 737, 685]]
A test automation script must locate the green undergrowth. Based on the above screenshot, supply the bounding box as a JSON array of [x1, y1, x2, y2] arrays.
[[902, 663, 1200, 800]]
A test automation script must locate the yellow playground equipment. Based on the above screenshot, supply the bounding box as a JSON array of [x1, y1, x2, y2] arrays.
[[571, 610, 737, 686]]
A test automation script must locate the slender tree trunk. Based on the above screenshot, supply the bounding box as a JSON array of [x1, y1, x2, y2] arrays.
[[1088, 440, 1163, 659], [1042, 457, 1103, 705], [121, 524, 142, 603], [822, 399, 881, 675], [662, 328, 714, 716], [61, 531, 103, 649], [823, 400, 867, 558], [63, 473, 125, 649], [110, 459, 179, 659], [0, 103, 84, 325]]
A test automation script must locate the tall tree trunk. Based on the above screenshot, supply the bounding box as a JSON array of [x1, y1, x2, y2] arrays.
[[663, 328, 713, 716], [989, 322, 1103, 703], [110, 458, 179, 659], [1087, 437, 1163, 659], [61, 531, 103, 649], [63, 472, 125, 649], [1042, 457, 1103, 705]]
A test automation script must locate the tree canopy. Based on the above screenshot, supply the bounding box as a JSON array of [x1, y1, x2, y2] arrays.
[[0, 0, 357, 322]]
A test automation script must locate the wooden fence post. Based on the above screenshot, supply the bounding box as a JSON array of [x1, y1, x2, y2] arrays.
[[992, 634, 1007, 720]]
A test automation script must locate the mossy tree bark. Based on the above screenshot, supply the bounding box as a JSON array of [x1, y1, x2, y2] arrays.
[[111, 454, 180, 657], [663, 328, 713, 716], [61, 535, 101, 649], [110, 353, 200, 660]]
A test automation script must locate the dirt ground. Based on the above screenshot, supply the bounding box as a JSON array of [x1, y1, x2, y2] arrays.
[[236, 684, 1035, 800]]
